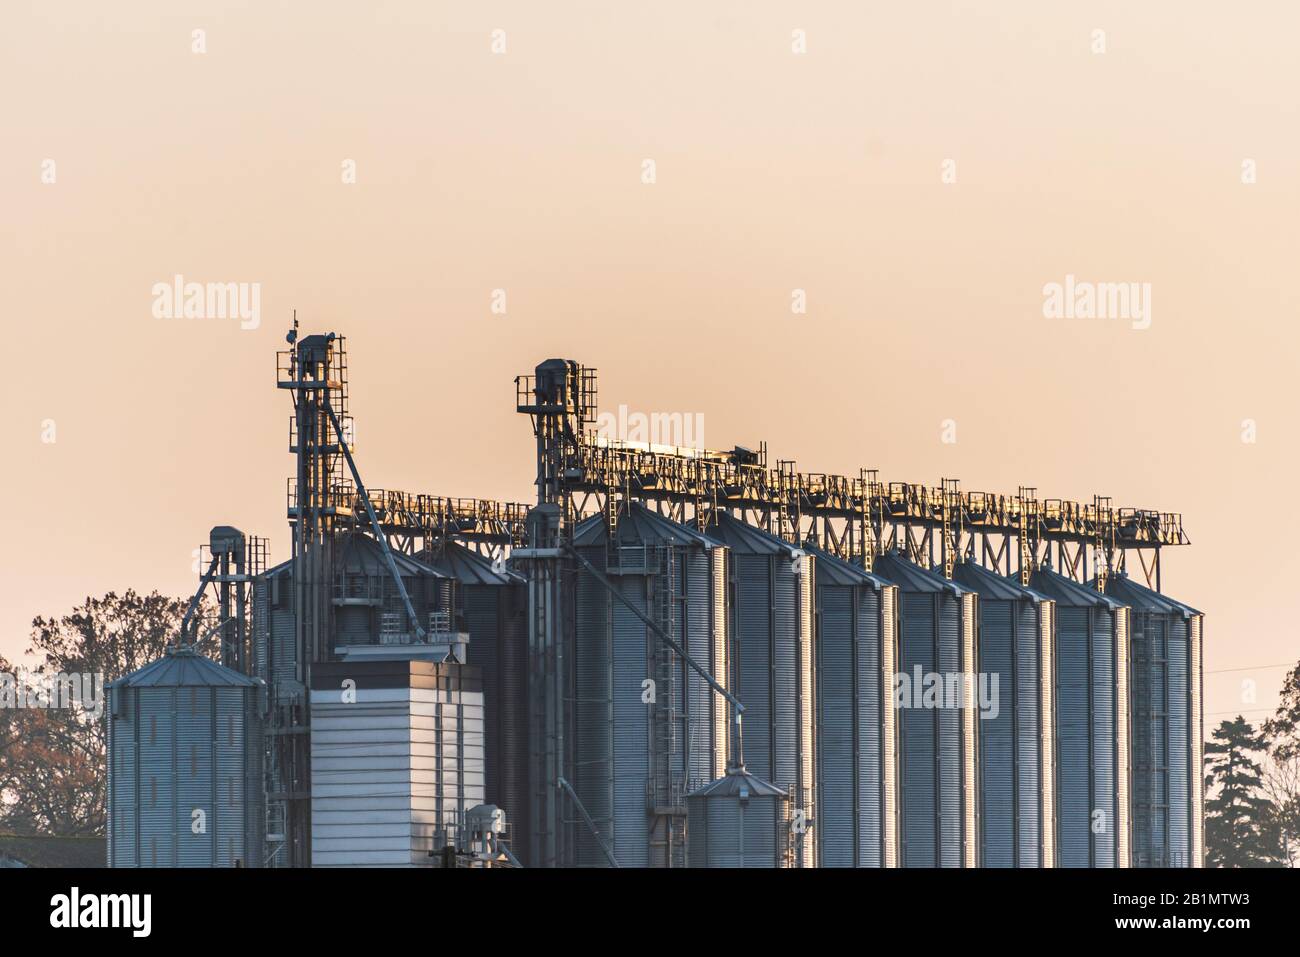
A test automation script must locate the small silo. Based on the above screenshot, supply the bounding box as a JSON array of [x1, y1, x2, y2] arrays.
[[309, 660, 485, 866], [1030, 562, 1130, 868], [950, 560, 1052, 867], [107, 647, 264, 868], [571, 503, 730, 867], [699, 512, 816, 867], [686, 766, 794, 867], [1095, 572, 1203, 867], [873, 550, 978, 868], [804, 543, 899, 867], [420, 541, 531, 864]]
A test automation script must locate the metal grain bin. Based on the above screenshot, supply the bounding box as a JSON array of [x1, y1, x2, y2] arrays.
[[805, 544, 899, 867], [951, 561, 1052, 867], [1096, 573, 1202, 868], [700, 512, 816, 867], [420, 542, 531, 865], [1030, 563, 1130, 868], [572, 503, 729, 867], [874, 551, 978, 867], [686, 767, 793, 867], [107, 647, 264, 868]]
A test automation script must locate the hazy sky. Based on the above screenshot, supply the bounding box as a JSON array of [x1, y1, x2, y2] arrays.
[[3, 1, 1298, 727]]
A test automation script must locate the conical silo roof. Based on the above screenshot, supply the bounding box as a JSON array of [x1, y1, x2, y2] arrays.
[[418, 540, 522, 586], [1092, 572, 1200, 617], [695, 511, 798, 557], [574, 502, 721, 549], [801, 542, 891, 590], [1028, 562, 1125, 609], [108, 646, 259, 689], [872, 550, 970, 597], [950, 559, 1049, 603]]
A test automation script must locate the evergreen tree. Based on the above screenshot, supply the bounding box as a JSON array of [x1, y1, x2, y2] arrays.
[[1204, 716, 1286, 867]]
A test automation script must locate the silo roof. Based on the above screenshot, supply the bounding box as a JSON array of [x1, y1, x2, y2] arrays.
[[1093, 572, 1200, 617], [418, 540, 522, 586], [872, 551, 970, 597], [336, 531, 445, 578], [687, 766, 788, 799], [108, 646, 259, 689], [1028, 564, 1126, 610], [574, 502, 721, 549], [802, 542, 890, 590], [951, 560, 1048, 603], [696, 511, 798, 557]]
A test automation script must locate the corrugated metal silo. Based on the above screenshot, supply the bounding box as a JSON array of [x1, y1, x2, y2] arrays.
[[1030, 563, 1130, 868], [805, 543, 899, 867], [572, 503, 729, 867], [107, 647, 264, 868], [1096, 573, 1203, 867], [700, 512, 817, 867], [420, 541, 531, 865], [951, 561, 1052, 867], [686, 767, 793, 867], [873, 551, 978, 868]]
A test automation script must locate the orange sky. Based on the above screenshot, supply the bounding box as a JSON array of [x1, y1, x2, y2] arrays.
[[3, 1, 1298, 726]]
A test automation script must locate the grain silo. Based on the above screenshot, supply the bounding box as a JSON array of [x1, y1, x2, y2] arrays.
[[107, 647, 265, 868], [686, 766, 793, 868], [1095, 572, 1203, 867], [699, 511, 816, 867], [419, 541, 531, 864], [571, 503, 730, 867], [873, 550, 978, 868], [309, 660, 485, 866], [804, 543, 899, 867], [1029, 562, 1130, 868], [950, 560, 1052, 868]]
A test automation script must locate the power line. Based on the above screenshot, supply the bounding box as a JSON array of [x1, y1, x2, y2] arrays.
[[1206, 662, 1295, 676]]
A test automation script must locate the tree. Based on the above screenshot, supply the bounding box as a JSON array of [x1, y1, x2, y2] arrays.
[[1262, 752, 1300, 867], [1263, 661, 1300, 760], [0, 590, 200, 836], [1204, 716, 1287, 867]]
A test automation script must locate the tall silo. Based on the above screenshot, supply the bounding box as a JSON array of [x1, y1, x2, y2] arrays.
[[107, 647, 264, 868], [420, 541, 531, 864], [686, 766, 793, 867], [873, 550, 978, 868], [699, 512, 816, 867], [1030, 563, 1130, 868], [571, 503, 729, 867], [804, 543, 899, 867], [1096, 572, 1203, 867], [951, 560, 1052, 867]]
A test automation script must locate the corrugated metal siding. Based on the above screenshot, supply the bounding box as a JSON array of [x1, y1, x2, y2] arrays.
[[611, 577, 649, 867], [688, 792, 785, 868], [817, 585, 854, 866], [1040, 601, 1055, 868], [1016, 600, 1042, 867], [937, 595, 961, 867], [980, 600, 1015, 867], [1189, 615, 1204, 867], [900, 592, 936, 866], [574, 544, 613, 866], [1055, 606, 1091, 868], [1115, 607, 1130, 869], [110, 682, 261, 868], [1090, 606, 1116, 868], [857, 587, 883, 866], [881, 586, 898, 866], [961, 593, 978, 868], [1168, 616, 1190, 866], [711, 551, 729, 781]]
